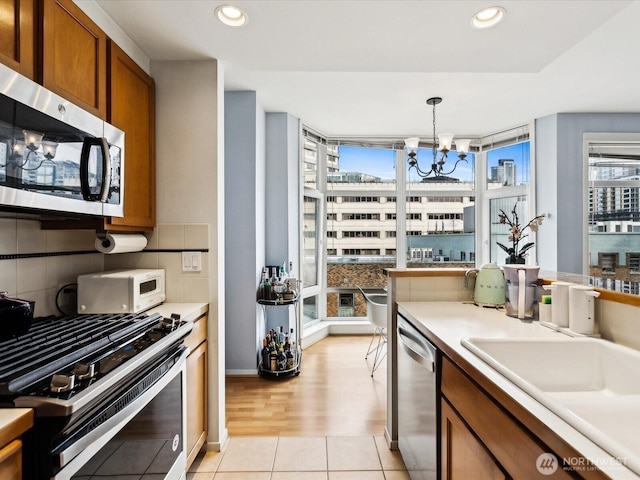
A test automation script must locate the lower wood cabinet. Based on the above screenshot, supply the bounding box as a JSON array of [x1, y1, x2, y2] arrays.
[[0, 439, 22, 480], [442, 399, 506, 480], [441, 356, 578, 479], [184, 314, 208, 468]]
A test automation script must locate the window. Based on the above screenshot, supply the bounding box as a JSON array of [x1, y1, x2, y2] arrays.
[[342, 248, 381, 255], [600, 253, 617, 274], [490, 196, 528, 264], [482, 135, 532, 266], [342, 196, 380, 203], [343, 213, 380, 220], [343, 231, 380, 238], [628, 253, 640, 274], [306, 127, 530, 325], [486, 137, 530, 187], [587, 137, 640, 279], [338, 293, 355, 316]]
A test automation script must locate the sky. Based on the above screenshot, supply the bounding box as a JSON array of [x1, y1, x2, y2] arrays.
[[337, 142, 530, 183]]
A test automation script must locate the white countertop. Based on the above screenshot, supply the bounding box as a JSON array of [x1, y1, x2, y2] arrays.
[[397, 301, 639, 479], [147, 303, 208, 322]]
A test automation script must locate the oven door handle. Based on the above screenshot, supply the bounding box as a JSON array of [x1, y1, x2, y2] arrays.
[[53, 347, 188, 480]]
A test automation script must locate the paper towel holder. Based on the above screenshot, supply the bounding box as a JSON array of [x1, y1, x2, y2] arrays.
[[95, 232, 148, 254]]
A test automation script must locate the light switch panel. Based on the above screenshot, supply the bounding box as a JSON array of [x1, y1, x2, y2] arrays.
[[182, 251, 202, 272]]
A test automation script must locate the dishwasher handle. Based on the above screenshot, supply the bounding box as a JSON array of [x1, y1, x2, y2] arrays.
[[398, 325, 436, 373]]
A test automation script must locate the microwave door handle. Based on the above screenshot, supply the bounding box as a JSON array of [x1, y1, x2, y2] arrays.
[[98, 137, 111, 202], [80, 137, 111, 202]]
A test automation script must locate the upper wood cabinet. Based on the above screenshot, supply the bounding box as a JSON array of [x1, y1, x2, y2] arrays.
[[105, 40, 156, 231], [0, 0, 36, 78], [41, 0, 108, 119]]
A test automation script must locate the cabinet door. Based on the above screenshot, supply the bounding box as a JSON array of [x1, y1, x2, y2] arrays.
[[0, 0, 35, 78], [0, 439, 22, 480], [186, 339, 208, 468], [442, 399, 507, 480], [41, 0, 107, 118], [105, 40, 156, 230]]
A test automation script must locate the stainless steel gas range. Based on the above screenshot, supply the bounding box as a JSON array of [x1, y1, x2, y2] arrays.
[[0, 311, 192, 480]]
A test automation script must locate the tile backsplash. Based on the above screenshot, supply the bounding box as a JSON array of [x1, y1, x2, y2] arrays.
[[0, 217, 102, 317], [0, 219, 210, 317], [104, 223, 210, 304]]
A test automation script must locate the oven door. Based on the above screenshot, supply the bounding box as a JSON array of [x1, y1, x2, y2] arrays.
[[52, 346, 187, 480]]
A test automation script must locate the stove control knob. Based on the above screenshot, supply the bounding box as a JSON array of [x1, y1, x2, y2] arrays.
[[50, 373, 76, 393], [73, 362, 97, 380]]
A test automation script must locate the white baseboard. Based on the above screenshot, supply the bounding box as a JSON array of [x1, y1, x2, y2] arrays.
[[226, 322, 374, 375], [302, 320, 373, 348]]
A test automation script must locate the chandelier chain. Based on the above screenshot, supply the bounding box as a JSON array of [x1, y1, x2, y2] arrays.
[[432, 100, 437, 164]]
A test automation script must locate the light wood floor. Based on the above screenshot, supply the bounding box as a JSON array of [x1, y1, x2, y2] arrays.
[[225, 335, 387, 437]]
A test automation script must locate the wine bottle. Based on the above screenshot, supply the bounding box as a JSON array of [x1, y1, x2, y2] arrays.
[[258, 268, 268, 300], [269, 347, 278, 371], [261, 338, 269, 369], [277, 347, 287, 371], [286, 347, 295, 370]]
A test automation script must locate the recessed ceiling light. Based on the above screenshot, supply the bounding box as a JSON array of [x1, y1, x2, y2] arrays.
[[215, 5, 248, 27], [471, 6, 506, 29]]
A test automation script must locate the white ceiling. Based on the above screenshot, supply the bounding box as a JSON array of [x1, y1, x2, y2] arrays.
[[92, 0, 640, 139]]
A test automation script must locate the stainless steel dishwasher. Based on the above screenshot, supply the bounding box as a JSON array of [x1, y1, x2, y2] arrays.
[[397, 313, 439, 480]]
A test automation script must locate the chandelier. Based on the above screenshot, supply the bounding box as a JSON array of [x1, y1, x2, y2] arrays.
[[1, 129, 58, 172], [404, 97, 471, 178]]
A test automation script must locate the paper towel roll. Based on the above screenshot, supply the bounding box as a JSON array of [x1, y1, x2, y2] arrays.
[[95, 233, 147, 254]]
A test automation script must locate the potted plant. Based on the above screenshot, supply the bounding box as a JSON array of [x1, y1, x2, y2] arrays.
[[496, 203, 545, 264]]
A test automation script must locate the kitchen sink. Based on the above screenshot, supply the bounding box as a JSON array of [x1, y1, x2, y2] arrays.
[[461, 337, 640, 476]]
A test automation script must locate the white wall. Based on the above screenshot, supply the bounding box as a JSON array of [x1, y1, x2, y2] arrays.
[[152, 60, 227, 450]]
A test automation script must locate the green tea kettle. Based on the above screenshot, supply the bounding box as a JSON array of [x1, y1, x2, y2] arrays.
[[465, 263, 505, 306]]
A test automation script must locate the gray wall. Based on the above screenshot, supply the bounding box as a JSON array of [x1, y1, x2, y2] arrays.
[[264, 113, 301, 333], [223, 98, 301, 373], [224, 91, 266, 374], [536, 113, 640, 273]]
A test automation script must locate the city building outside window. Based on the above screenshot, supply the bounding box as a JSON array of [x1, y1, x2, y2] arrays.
[[306, 126, 534, 321]]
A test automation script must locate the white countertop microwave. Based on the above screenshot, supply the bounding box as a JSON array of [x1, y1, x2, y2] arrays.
[[77, 269, 166, 314]]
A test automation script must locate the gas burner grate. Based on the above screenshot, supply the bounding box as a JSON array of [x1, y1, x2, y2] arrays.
[[0, 312, 163, 396]]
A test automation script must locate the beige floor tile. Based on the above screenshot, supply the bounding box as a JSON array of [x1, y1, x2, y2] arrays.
[[212, 473, 271, 480], [328, 471, 386, 480], [190, 450, 224, 473], [327, 436, 382, 471], [383, 470, 412, 480], [373, 435, 407, 470], [271, 472, 329, 480], [274, 436, 328, 471], [217, 437, 278, 472], [187, 473, 215, 480]]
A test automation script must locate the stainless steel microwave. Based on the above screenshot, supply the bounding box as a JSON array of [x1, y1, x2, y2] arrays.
[[0, 62, 124, 217]]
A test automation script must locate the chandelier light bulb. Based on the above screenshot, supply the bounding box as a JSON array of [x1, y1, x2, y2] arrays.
[[454, 138, 472, 156], [404, 137, 420, 150], [437, 133, 454, 152], [42, 141, 58, 160], [23, 129, 44, 151]]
